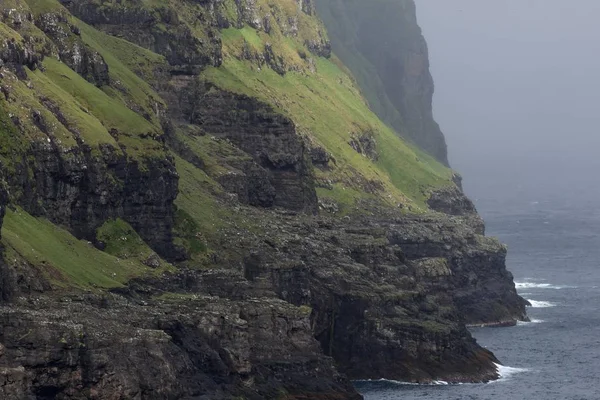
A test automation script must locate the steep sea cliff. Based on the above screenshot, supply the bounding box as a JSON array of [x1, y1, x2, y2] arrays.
[[0, 0, 526, 398]]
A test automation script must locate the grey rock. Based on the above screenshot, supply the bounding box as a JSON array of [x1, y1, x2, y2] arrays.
[[174, 82, 318, 213]]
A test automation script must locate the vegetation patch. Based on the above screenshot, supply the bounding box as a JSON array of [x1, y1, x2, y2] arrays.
[[203, 53, 452, 209], [78, 19, 167, 126], [172, 208, 209, 263], [2, 209, 171, 289], [96, 218, 171, 269]]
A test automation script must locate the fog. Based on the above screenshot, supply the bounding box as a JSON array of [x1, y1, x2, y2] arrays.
[[416, 0, 600, 204]]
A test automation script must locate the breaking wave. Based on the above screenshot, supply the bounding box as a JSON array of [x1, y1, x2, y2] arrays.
[[517, 319, 545, 326], [526, 299, 556, 308], [515, 282, 571, 289], [354, 378, 450, 386], [493, 363, 529, 382]]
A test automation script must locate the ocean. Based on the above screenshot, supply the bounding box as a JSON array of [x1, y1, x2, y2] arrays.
[[356, 188, 600, 400]]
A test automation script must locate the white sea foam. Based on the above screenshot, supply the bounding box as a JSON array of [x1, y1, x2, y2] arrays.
[[355, 378, 450, 386], [354, 378, 417, 386], [515, 282, 570, 289], [355, 364, 529, 387], [517, 319, 545, 326], [526, 299, 556, 308], [494, 363, 529, 381]]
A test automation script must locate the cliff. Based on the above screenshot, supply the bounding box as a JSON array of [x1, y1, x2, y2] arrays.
[[0, 0, 526, 398], [314, 0, 449, 165]]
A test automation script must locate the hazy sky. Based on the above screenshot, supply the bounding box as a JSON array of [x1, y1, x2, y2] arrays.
[[415, 1, 600, 201]]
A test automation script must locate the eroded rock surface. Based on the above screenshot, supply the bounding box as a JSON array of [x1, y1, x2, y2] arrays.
[[0, 294, 359, 400], [0, 0, 528, 398]]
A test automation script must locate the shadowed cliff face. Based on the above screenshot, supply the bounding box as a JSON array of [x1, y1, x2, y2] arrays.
[[0, 0, 526, 397], [174, 82, 318, 213], [314, 0, 449, 165]]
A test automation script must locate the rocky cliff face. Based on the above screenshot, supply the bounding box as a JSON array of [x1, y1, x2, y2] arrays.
[[0, 12, 180, 260], [0, 0, 526, 398], [314, 0, 449, 165], [176, 82, 318, 212], [0, 292, 360, 399]]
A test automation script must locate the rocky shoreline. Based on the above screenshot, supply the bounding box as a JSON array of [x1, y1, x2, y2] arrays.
[[0, 192, 528, 397], [466, 320, 522, 328], [0, 0, 528, 398]]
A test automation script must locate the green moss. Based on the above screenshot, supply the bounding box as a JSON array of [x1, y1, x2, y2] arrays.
[[96, 218, 166, 264], [175, 127, 252, 176], [40, 58, 155, 136], [172, 208, 209, 261], [218, 0, 329, 68], [172, 153, 261, 267], [2, 209, 171, 289], [0, 75, 78, 177], [0, 21, 24, 41], [0, 101, 28, 175], [173, 155, 228, 238], [77, 19, 167, 117], [316, 185, 374, 214], [35, 57, 165, 162], [313, 0, 405, 131], [238, 27, 263, 49], [203, 54, 452, 209], [24, 0, 63, 15], [298, 305, 312, 316], [314, 0, 450, 163], [28, 64, 116, 147], [200, 0, 455, 209]]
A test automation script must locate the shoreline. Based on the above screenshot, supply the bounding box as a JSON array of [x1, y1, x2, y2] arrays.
[[466, 319, 522, 328]]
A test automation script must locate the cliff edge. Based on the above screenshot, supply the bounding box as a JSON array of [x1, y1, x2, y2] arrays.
[[315, 0, 449, 165], [0, 0, 526, 398]]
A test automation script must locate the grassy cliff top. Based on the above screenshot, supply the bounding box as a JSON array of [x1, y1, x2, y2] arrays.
[[202, 0, 453, 211], [0, 0, 457, 283]]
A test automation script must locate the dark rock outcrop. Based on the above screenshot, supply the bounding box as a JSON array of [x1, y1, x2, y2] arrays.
[[11, 141, 180, 260], [0, 38, 43, 72], [309, 145, 332, 169], [0, 0, 528, 397], [387, 216, 528, 326], [298, 0, 317, 16], [0, 72, 179, 262], [62, 0, 223, 69], [348, 130, 379, 161], [0, 25, 181, 260], [217, 164, 278, 208], [428, 186, 477, 216], [164, 207, 526, 384], [175, 82, 318, 213], [35, 11, 110, 86], [428, 185, 486, 234], [0, 294, 360, 399]]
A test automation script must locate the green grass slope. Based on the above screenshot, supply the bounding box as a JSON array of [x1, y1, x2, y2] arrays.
[[2, 209, 172, 290], [203, 22, 453, 211], [0, 0, 457, 289], [314, 0, 450, 165], [0, 0, 175, 289]]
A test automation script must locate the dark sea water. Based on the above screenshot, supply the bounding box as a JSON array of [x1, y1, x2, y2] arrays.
[[357, 188, 600, 400]]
